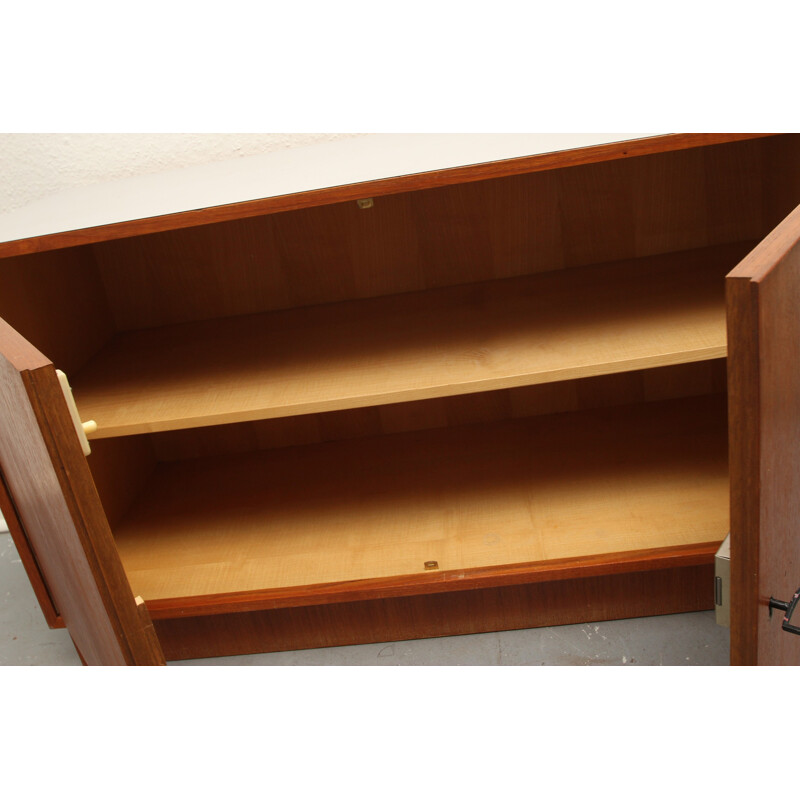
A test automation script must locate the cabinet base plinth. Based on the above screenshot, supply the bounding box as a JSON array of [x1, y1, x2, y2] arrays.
[[153, 564, 715, 662]]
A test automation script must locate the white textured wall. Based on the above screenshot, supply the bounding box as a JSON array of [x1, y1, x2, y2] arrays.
[[0, 133, 369, 215]]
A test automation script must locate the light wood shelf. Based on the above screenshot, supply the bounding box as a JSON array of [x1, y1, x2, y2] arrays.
[[113, 394, 729, 602], [73, 242, 745, 439]]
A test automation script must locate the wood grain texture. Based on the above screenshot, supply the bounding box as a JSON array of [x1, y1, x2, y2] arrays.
[[112, 394, 729, 604], [0, 134, 775, 260], [0, 467, 63, 627], [90, 138, 771, 332], [0, 317, 164, 664], [727, 275, 760, 664], [135, 597, 166, 666], [762, 134, 800, 233], [0, 245, 115, 376], [728, 203, 800, 665], [3, 132, 790, 665], [87, 435, 157, 528], [143, 360, 727, 462], [152, 563, 716, 661], [73, 243, 741, 439], [146, 543, 718, 618]]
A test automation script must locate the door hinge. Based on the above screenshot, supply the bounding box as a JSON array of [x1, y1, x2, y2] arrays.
[[715, 533, 730, 628]]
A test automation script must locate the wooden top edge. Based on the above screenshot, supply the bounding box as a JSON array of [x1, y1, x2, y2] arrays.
[[144, 542, 720, 619], [0, 133, 777, 259], [727, 202, 800, 283]]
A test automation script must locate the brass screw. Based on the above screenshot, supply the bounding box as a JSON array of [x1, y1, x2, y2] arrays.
[[357, 198, 374, 210]]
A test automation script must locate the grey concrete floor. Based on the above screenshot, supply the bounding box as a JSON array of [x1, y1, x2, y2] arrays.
[[0, 531, 730, 665]]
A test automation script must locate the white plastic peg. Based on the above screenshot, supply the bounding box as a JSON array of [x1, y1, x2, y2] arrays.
[[56, 369, 95, 456]]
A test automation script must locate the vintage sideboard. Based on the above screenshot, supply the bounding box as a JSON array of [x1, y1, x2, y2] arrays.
[[0, 133, 798, 665]]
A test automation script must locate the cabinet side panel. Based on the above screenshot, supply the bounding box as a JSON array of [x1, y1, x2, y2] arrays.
[[0, 246, 115, 376], [88, 436, 158, 529]]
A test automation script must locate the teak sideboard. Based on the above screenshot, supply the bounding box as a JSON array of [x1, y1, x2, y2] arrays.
[[1, 133, 799, 666]]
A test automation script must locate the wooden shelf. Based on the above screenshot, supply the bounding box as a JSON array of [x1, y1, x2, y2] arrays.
[[74, 242, 747, 439], [113, 394, 729, 604]]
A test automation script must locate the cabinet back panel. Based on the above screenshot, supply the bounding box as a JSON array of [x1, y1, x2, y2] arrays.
[[0, 245, 115, 375], [144, 360, 727, 462], [91, 138, 780, 332]]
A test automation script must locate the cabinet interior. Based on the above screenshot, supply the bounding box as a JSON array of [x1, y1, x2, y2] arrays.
[[88, 369, 729, 605], [2, 134, 799, 609]]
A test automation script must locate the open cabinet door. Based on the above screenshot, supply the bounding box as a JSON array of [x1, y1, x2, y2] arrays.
[[728, 204, 800, 665], [0, 317, 165, 665]]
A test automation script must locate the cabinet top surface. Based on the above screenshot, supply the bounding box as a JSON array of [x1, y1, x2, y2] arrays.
[[0, 133, 656, 249]]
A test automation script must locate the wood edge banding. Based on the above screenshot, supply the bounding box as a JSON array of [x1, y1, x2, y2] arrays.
[[145, 542, 720, 619]]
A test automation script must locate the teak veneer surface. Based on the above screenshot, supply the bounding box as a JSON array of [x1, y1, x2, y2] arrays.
[[728, 203, 800, 666], [113, 394, 729, 603], [89, 135, 770, 333], [72, 243, 744, 439], [4, 132, 786, 665], [153, 564, 716, 661], [0, 319, 164, 665]]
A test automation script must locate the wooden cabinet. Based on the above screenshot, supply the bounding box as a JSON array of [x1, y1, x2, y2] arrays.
[[1, 133, 799, 665]]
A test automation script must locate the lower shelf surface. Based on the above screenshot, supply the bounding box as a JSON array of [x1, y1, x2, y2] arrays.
[[113, 394, 729, 607]]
